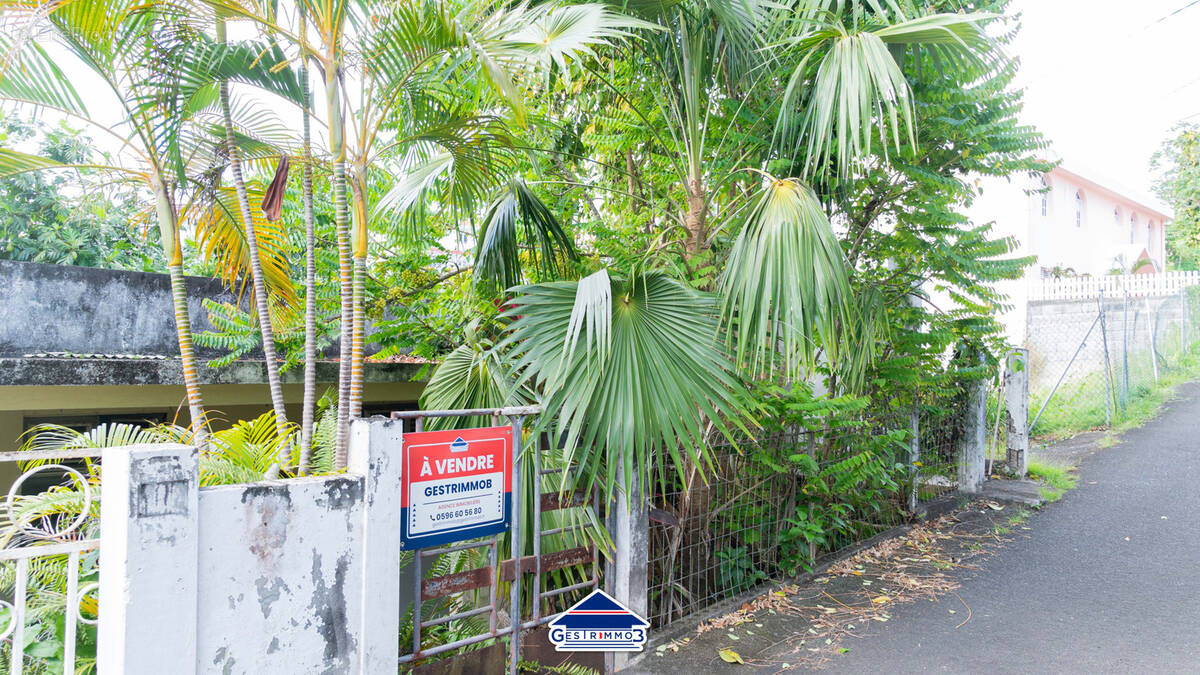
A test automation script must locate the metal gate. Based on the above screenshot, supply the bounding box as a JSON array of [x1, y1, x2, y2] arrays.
[[392, 406, 601, 674]]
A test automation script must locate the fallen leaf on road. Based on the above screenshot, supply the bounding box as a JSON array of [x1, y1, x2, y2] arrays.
[[718, 648, 745, 664], [872, 595, 891, 604], [986, 501, 1004, 510]]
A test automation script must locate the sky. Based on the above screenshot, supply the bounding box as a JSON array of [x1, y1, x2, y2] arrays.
[[17, 1, 1200, 211], [1006, 0, 1200, 206]]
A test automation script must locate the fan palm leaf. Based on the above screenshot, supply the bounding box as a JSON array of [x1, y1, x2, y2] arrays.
[[502, 269, 749, 498]]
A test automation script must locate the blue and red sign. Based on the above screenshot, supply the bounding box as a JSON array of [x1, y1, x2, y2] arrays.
[[548, 590, 650, 652], [400, 426, 513, 549]]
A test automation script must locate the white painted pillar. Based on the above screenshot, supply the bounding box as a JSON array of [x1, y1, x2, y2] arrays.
[[348, 417, 404, 674], [97, 444, 198, 675], [1005, 349, 1030, 477], [605, 464, 649, 672], [958, 352, 988, 494]]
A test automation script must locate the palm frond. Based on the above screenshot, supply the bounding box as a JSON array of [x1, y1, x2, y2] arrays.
[[473, 179, 577, 291], [718, 177, 850, 377], [503, 270, 749, 499]]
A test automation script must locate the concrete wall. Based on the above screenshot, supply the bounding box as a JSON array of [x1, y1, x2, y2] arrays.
[[0, 259, 236, 358], [98, 419, 405, 674], [1025, 294, 1185, 392], [197, 477, 365, 674]]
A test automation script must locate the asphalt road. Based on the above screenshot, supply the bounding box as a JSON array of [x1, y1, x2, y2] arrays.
[[824, 381, 1200, 674]]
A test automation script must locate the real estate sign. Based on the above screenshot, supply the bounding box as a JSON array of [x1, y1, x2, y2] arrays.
[[400, 425, 513, 549]]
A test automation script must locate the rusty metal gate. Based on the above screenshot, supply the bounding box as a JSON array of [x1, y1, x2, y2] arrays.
[[392, 406, 601, 674]]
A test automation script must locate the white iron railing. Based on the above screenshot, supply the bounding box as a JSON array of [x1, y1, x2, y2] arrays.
[[0, 448, 101, 674], [1029, 271, 1200, 302]]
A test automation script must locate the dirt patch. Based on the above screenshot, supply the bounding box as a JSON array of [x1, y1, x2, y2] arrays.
[[641, 501, 1033, 673]]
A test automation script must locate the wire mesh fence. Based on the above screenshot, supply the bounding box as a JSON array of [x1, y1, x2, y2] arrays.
[[1026, 285, 1200, 438], [646, 425, 911, 628], [915, 404, 962, 503]]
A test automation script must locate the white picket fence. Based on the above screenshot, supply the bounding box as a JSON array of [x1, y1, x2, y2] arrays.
[[1029, 271, 1200, 301]]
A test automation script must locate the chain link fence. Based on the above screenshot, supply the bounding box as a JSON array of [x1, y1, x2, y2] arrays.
[[1026, 286, 1200, 438]]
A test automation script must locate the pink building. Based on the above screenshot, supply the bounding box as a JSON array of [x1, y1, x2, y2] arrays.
[[966, 164, 1173, 342]]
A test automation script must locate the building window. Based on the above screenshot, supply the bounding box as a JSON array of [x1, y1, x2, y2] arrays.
[[1130, 214, 1137, 244], [1038, 177, 1049, 216], [1113, 207, 1121, 226], [1148, 221, 1154, 250], [1074, 191, 1084, 228]]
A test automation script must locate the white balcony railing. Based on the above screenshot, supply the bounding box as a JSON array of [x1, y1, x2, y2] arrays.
[[1029, 271, 1200, 302]]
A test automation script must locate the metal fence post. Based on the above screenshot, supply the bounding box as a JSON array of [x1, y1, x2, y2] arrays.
[[908, 407, 919, 512], [97, 444, 199, 674], [958, 350, 987, 494], [1098, 293, 1113, 426], [1004, 349, 1030, 477], [606, 462, 649, 673], [1147, 298, 1160, 383], [507, 414, 524, 675], [1181, 287, 1188, 355], [1123, 290, 1130, 406]]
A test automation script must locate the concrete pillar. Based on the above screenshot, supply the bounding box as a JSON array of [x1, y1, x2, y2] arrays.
[[958, 353, 987, 494], [606, 464, 649, 672], [1005, 349, 1030, 477], [348, 417, 405, 674], [97, 444, 198, 675]]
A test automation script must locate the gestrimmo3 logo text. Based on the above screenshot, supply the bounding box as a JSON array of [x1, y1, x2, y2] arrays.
[[547, 589, 650, 652]]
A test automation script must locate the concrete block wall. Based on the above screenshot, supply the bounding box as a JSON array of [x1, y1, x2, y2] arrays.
[[1025, 294, 1186, 392]]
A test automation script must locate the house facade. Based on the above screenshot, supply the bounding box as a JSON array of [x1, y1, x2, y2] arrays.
[[967, 165, 1173, 343]]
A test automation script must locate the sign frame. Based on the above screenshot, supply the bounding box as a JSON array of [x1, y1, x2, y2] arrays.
[[399, 425, 514, 549]]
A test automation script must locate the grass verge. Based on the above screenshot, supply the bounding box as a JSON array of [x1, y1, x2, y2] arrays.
[[1028, 460, 1078, 502]]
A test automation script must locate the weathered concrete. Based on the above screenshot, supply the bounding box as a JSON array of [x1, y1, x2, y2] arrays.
[[1026, 293, 1185, 392], [1005, 348, 1030, 476], [607, 465, 650, 672], [196, 476, 365, 675], [348, 417, 404, 673], [0, 259, 235, 358], [958, 353, 987, 494], [98, 444, 200, 675], [0, 356, 423, 387], [980, 478, 1044, 507]]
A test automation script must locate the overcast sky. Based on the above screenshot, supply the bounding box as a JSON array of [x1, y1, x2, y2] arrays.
[[1007, 0, 1200, 204]]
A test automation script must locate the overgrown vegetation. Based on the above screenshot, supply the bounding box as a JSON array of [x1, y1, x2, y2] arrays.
[[0, 0, 1052, 668]]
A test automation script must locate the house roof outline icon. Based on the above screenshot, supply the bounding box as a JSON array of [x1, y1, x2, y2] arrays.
[[547, 589, 650, 631]]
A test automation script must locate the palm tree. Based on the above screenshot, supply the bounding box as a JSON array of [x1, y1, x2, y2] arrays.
[[421, 0, 1000, 499], [214, 12, 289, 432], [214, 0, 645, 467], [0, 2, 213, 436], [297, 6, 319, 474]]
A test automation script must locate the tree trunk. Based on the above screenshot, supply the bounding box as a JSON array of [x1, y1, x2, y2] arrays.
[[297, 18, 317, 474], [153, 180, 207, 442], [683, 175, 708, 257], [217, 19, 289, 436], [327, 67, 353, 469], [348, 174, 368, 420]]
